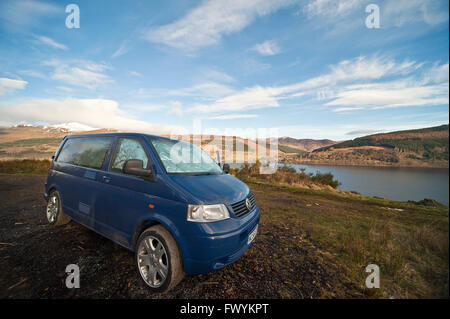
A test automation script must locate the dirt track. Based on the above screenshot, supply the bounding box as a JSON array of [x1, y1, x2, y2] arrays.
[[0, 176, 357, 298]]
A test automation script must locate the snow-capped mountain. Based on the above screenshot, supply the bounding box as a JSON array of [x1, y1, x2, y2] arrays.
[[47, 122, 98, 132]]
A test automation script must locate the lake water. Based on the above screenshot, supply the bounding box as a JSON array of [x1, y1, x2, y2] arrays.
[[286, 164, 449, 205]]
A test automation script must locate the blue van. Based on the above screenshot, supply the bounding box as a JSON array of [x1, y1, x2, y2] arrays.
[[44, 133, 260, 292]]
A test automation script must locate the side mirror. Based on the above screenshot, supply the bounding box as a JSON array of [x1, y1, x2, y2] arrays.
[[222, 163, 230, 174], [123, 159, 153, 178]]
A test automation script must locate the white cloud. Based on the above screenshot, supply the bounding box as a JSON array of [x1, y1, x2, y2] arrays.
[[0, 0, 60, 31], [56, 86, 74, 92], [303, 0, 449, 26], [328, 82, 449, 110], [323, 61, 449, 111], [120, 103, 166, 115], [0, 77, 28, 97], [252, 40, 281, 56], [301, 0, 448, 35], [144, 82, 236, 100], [383, 0, 449, 27], [129, 71, 142, 77], [112, 41, 128, 58], [209, 113, 259, 120], [0, 98, 184, 134], [303, 0, 362, 18], [188, 55, 425, 114], [189, 86, 281, 113], [200, 69, 235, 83], [243, 58, 272, 73], [421, 62, 449, 84], [19, 69, 46, 79], [42, 59, 113, 89], [168, 101, 183, 117], [36, 35, 67, 50], [144, 0, 296, 51], [332, 107, 363, 112]]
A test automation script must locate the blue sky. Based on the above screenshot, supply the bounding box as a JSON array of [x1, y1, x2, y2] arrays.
[[0, 0, 448, 140]]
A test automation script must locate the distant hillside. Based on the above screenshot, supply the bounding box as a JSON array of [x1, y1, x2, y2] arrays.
[[0, 125, 118, 159], [292, 125, 449, 168], [0, 124, 272, 162], [276, 137, 337, 152], [278, 144, 307, 155], [1, 124, 448, 168], [314, 125, 448, 158]]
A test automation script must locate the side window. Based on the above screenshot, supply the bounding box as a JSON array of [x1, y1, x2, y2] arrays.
[[111, 138, 149, 173], [57, 137, 113, 169]]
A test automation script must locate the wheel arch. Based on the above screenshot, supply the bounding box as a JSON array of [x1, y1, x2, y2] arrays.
[[46, 183, 60, 199], [132, 219, 160, 250], [47, 186, 57, 195]]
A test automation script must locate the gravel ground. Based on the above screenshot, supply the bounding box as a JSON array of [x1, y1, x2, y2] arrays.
[[0, 175, 357, 298]]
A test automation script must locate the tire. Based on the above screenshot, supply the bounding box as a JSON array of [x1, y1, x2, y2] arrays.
[[135, 225, 184, 292], [46, 190, 71, 226]]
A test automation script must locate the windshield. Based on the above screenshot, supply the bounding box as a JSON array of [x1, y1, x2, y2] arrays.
[[150, 138, 223, 175]]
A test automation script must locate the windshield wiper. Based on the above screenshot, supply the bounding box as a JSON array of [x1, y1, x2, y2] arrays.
[[190, 172, 220, 176]]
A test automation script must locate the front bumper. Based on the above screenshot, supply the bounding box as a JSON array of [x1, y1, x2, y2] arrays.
[[182, 206, 260, 275]]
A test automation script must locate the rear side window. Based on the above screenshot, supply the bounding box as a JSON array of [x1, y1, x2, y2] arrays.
[[110, 138, 149, 173], [57, 137, 113, 169]]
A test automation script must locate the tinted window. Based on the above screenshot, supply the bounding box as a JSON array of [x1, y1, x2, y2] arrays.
[[111, 138, 149, 173], [57, 137, 113, 169]]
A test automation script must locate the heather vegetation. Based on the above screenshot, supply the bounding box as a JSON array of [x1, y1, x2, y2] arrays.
[[0, 159, 51, 175], [231, 161, 340, 189]]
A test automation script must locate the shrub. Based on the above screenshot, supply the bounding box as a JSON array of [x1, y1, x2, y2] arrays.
[[232, 163, 340, 188], [310, 172, 340, 188]]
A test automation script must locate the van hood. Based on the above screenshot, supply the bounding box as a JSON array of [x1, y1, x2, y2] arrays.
[[167, 174, 249, 205]]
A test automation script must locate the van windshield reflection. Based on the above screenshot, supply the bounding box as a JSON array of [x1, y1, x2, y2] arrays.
[[150, 138, 223, 175]]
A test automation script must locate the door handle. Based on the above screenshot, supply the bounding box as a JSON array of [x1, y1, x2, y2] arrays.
[[102, 175, 111, 183]]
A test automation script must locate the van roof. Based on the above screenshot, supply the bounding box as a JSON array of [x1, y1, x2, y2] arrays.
[[65, 132, 173, 141]]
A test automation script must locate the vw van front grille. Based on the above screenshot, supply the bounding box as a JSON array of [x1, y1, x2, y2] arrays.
[[231, 193, 256, 218]]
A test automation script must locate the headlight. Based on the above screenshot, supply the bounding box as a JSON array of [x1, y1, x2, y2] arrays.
[[187, 204, 230, 222]]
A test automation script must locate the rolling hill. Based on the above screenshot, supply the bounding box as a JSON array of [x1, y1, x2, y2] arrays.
[[0, 124, 273, 163], [291, 125, 449, 168], [275, 137, 336, 152], [1, 124, 448, 168], [0, 125, 118, 159]]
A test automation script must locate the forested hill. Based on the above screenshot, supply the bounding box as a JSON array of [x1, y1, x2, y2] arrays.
[[284, 125, 449, 168], [314, 125, 448, 159]]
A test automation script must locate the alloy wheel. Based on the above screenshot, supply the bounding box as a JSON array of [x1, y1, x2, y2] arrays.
[[46, 194, 58, 223], [137, 236, 169, 288]]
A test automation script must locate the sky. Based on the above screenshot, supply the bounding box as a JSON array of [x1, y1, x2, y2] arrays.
[[0, 0, 448, 140]]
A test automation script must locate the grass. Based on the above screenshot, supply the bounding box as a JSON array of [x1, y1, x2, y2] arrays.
[[248, 179, 449, 298], [0, 159, 51, 176], [0, 138, 62, 158]]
